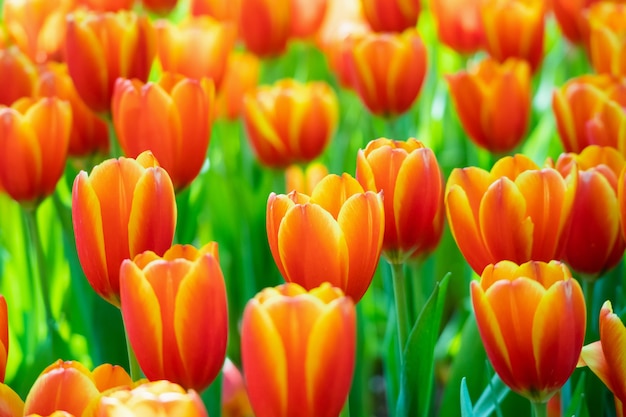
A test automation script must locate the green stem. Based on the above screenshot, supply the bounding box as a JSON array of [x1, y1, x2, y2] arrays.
[[104, 114, 122, 158], [390, 262, 409, 359], [582, 278, 597, 342], [123, 322, 143, 381], [531, 400, 548, 417]]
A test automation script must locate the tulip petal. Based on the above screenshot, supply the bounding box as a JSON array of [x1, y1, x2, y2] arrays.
[[0, 383, 24, 417], [309, 174, 365, 219], [266, 193, 300, 280], [599, 306, 626, 400], [92, 364, 132, 392], [580, 341, 613, 393]]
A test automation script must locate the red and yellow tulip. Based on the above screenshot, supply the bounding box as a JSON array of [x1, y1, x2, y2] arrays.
[[289, 0, 328, 39], [360, 0, 420, 32], [241, 282, 355, 417], [215, 51, 260, 121], [222, 359, 253, 417], [0, 46, 37, 106], [551, 0, 599, 44], [430, 0, 484, 54], [190, 0, 241, 23], [238, 0, 291, 57], [587, 2, 626, 78], [285, 162, 328, 195]]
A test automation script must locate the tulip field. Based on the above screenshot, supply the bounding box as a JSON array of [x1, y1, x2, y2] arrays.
[[1, 0, 626, 416]]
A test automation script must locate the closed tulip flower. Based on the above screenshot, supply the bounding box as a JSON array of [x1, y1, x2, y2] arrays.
[[431, 0, 484, 54], [345, 28, 427, 117], [243, 79, 338, 168], [445, 154, 577, 275], [447, 57, 531, 154], [65, 10, 156, 114], [0, 46, 37, 106], [72, 151, 177, 306], [242, 282, 355, 417], [290, 0, 328, 38], [239, 0, 291, 57], [221, 358, 253, 417], [285, 162, 328, 194], [0, 295, 7, 383], [551, 0, 599, 44], [356, 138, 444, 263], [120, 243, 228, 392], [472, 260, 586, 403], [0, 97, 71, 207], [267, 173, 384, 302], [112, 74, 215, 191], [360, 0, 420, 32], [588, 2, 626, 78], [216, 51, 260, 121]]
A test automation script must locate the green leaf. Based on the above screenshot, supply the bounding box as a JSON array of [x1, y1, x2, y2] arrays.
[[565, 372, 588, 417], [472, 371, 510, 417], [460, 378, 475, 417]]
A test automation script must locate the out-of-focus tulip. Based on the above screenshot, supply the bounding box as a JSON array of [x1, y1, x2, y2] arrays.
[[553, 145, 625, 278], [142, 0, 179, 15], [617, 164, 626, 243], [243, 78, 338, 168], [26, 412, 75, 417], [112, 74, 215, 191], [0, 383, 25, 417], [65, 10, 156, 114], [242, 282, 355, 417], [0, 97, 71, 207], [430, 0, 484, 54], [72, 151, 177, 306], [447, 57, 531, 154], [285, 162, 328, 194], [222, 358, 253, 417], [445, 154, 577, 275], [481, 0, 545, 72], [0, 295, 7, 383], [190, 0, 241, 22], [238, 0, 291, 57], [472, 260, 585, 403], [155, 16, 236, 88], [3, 0, 73, 63], [579, 300, 626, 415], [551, 0, 600, 44], [91, 364, 133, 392], [356, 138, 444, 263], [0, 46, 37, 106], [120, 243, 228, 392], [345, 28, 427, 117], [84, 380, 208, 417], [75, 0, 134, 11], [216, 51, 260, 120], [360, 0, 419, 32], [267, 173, 384, 302], [553, 74, 626, 154], [36, 63, 109, 158], [587, 2, 626, 78], [290, 0, 328, 39]]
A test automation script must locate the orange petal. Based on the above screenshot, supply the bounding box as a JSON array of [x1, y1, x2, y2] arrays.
[[309, 173, 364, 219], [599, 301, 626, 400], [0, 383, 24, 417], [91, 364, 132, 392]]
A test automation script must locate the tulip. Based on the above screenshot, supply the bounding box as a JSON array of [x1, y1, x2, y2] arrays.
[[0, 97, 71, 207], [112, 74, 215, 191], [119, 243, 228, 392], [0, 295, 7, 383], [285, 162, 328, 194], [552, 74, 626, 154], [190, 0, 241, 22], [142, 0, 179, 15], [472, 260, 586, 403], [0, 383, 25, 417], [551, 0, 600, 44], [579, 300, 626, 416], [72, 151, 177, 306], [242, 282, 355, 417], [155, 16, 236, 88], [356, 138, 444, 263], [75, 0, 135, 11], [290, 0, 328, 39], [447, 57, 531, 154], [238, 0, 291, 57], [588, 2, 626, 78], [26, 412, 75, 417], [445, 154, 577, 275], [222, 358, 253, 417], [345, 28, 427, 117], [481, 0, 545, 72], [0, 46, 37, 106], [553, 145, 625, 278], [617, 165, 626, 243], [430, 0, 484, 54], [91, 364, 133, 392], [267, 173, 384, 302], [360, 0, 420, 32], [215, 51, 260, 121], [35, 63, 109, 158], [243, 78, 338, 168], [65, 10, 156, 114]]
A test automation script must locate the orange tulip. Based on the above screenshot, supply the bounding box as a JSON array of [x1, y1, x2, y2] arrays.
[[155, 16, 236, 88], [579, 300, 626, 416], [71, 151, 177, 306], [617, 164, 626, 243], [190, 0, 241, 23], [241, 282, 355, 417], [26, 412, 75, 417], [553, 145, 625, 278], [142, 0, 179, 15], [481, 0, 545, 72], [75, 0, 134, 11], [112, 74, 215, 191], [553, 74, 626, 154], [119, 243, 228, 392], [290, 0, 328, 39], [0, 383, 25, 417], [0, 46, 37, 106], [447, 57, 531, 153], [430, 0, 484, 54], [345, 28, 427, 117], [472, 260, 585, 402], [551, 0, 600, 44], [285, 162, 328, 194], [445, 154, 577, 275], [215, 51, 260, 121], [356, 138, 444, 263], [222, 358, 253, 417], [91, 364, 133, 392], [243, 78, 338, 168], [65, 10, 156, 114], [35, 63, 109, 158], [266, 173, 384, 302], [360, 0, 420, 32], [238, 0, 291, 57], [0, 295, 7, 383], [588, 2, 626, 78], [0, 97, 71, 206]]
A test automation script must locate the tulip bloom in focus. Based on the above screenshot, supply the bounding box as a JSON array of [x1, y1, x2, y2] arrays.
[[345, 29, 427, 117], [65, 10, 156, 114], [112, 74, 215, 191], [554, 146, 625, 278], [267, 173, 384, 302], [553, 74, 626, 154], [579, 301, 626, 416], [72, 151, 177, 306], [216, 51, 260, 120], [120, 243, 228, 392], [238, 0, 291, 57], [447, 57, 531, 153], [242, 282, 355, 417], [0, 97, 71, 207], [360, 0, 420, 32], [587, 3, 626, 78], [472, 260, 585, 402], [243, 79, 338, 168], [430, 0, 484, 54], [0, 46, 37, 106], [445, 154, 577, 275], [356, 138, 444, 263], [285, 162, 328, 194]]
